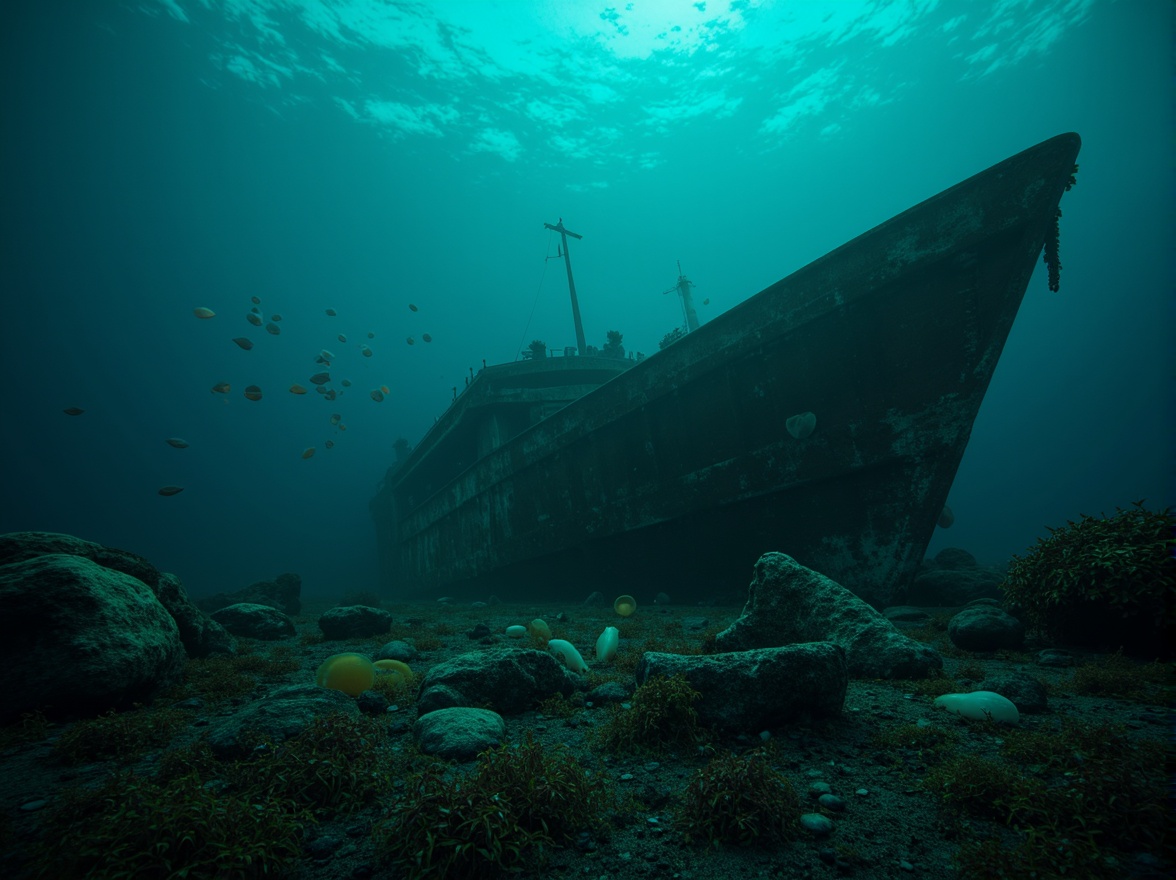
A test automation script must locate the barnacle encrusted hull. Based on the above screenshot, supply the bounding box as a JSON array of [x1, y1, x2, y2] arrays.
[[371, 133, 1083, 607]]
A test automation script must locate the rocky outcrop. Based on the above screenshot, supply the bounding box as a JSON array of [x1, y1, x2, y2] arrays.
[[715, 552, 942, 679], [0, 553, 186, 722], [0, 531, 233, 659], [206, 683, 359, 758]]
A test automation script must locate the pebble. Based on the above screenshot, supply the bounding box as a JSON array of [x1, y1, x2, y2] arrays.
[[818, 793, 846, 812], [800, 812, 835, 836]]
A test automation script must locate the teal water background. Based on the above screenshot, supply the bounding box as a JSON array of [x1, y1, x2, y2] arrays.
[[2, 1, 1171, 598]]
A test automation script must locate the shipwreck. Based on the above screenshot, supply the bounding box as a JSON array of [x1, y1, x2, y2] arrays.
[[370, 132, 1082, 607]]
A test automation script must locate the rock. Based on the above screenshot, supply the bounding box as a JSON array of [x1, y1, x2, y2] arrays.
[[934, 547, 976, 569], [587, 681, 632, 704], [195, 572, 302, 616], [376, 640, 419, 663], [318, 605, 394, 639], [947, 606, 1025, 651], [0, 553, 186, 722], [906, 567, 1003, 606], [715, 553, 942, 679], [414, 708, 506, 761], [681, 616, 710, 631], [882, 606, 932, 628], [0, 530, 233, 659], [206, 684, 358, 758], [211, 603, 296, 640], [980, 673, 1048, 714], [153, 572, 235, 658], [636, 643, 847, 732], [1036, 648, 1076, 668], [654, 592, 672, 605], [416, 648, 580, 716]]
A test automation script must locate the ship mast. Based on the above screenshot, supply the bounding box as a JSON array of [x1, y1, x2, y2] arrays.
[[543, 218, 587, 355]]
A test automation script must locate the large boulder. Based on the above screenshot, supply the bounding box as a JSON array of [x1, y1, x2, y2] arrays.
[[715, 552, 942, 679], [636, 643, 847, 732], [416, 648, 580, 716], [0, 553, 187, 722], [0, 531, 233, 659]]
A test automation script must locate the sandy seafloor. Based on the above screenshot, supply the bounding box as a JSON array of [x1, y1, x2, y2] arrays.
[[0, 595, 1171, 880]]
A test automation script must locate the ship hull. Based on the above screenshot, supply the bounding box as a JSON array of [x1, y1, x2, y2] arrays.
[[372, 133, 1081, 607]]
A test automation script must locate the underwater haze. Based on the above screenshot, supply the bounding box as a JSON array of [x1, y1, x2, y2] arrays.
[[1, 0, 1171, 600]]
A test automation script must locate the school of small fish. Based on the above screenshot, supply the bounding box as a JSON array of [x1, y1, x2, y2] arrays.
[[66, 295, 436, 495]]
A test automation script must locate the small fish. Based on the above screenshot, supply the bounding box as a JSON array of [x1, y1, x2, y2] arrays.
[[62, 406, 84, 416], [325, 308, 337, 316], [251, 306, 261, 313], [251, 295, 261, 304], [246, 313, 262, 326], [325, 439, 334, 449], [165, 437, 189, 449], [323, 389, 337, 400], [271, 314, 282, 322], [406, 336, 414, 345], [360, 345, 372, 357], [211, 382, 230, 394], [232, 337, 253, 350], [338, 424, 347, 431], [380, 384, 390, 394], [289, 384, 308, 395], [193, 307, 216, 319], [702, 298, 710, 305], [315, 385, 327, 395], [330, 413, 342, 425], [265, 322, 281, 335], [409, 303, 418, 312], [244, 385, 262, 401], [309, 372, 330, 385], [370, 389, 384, 402], [319, 349, 335, 361], [158, 486, 184, 496], [422, 333, 432, 343], [337, 334, 347, 343], [340, 379, 352, 387], [367, 331, 375, 339], [301, 447, 315, 459]]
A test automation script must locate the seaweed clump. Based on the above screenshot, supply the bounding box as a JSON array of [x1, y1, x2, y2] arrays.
[[375, 731, 613, 879], [676, 750, 800, 847], [595, 674, 705, 753], [1000, 501, 1175, 656], [1043, 163, 1078, 291], [927, 718, 1170, 880]]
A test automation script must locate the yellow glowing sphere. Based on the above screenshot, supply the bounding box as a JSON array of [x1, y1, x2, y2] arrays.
[[315, 653, 375, 697], [614, 595, 637, 617]]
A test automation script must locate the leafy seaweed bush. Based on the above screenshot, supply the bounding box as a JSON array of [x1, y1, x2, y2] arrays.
[[1001, 501, 1175, 656], [676, 750, 799, 847]]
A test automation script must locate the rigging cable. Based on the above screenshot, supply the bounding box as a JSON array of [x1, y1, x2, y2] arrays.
[[514, 228, 555, 360]]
